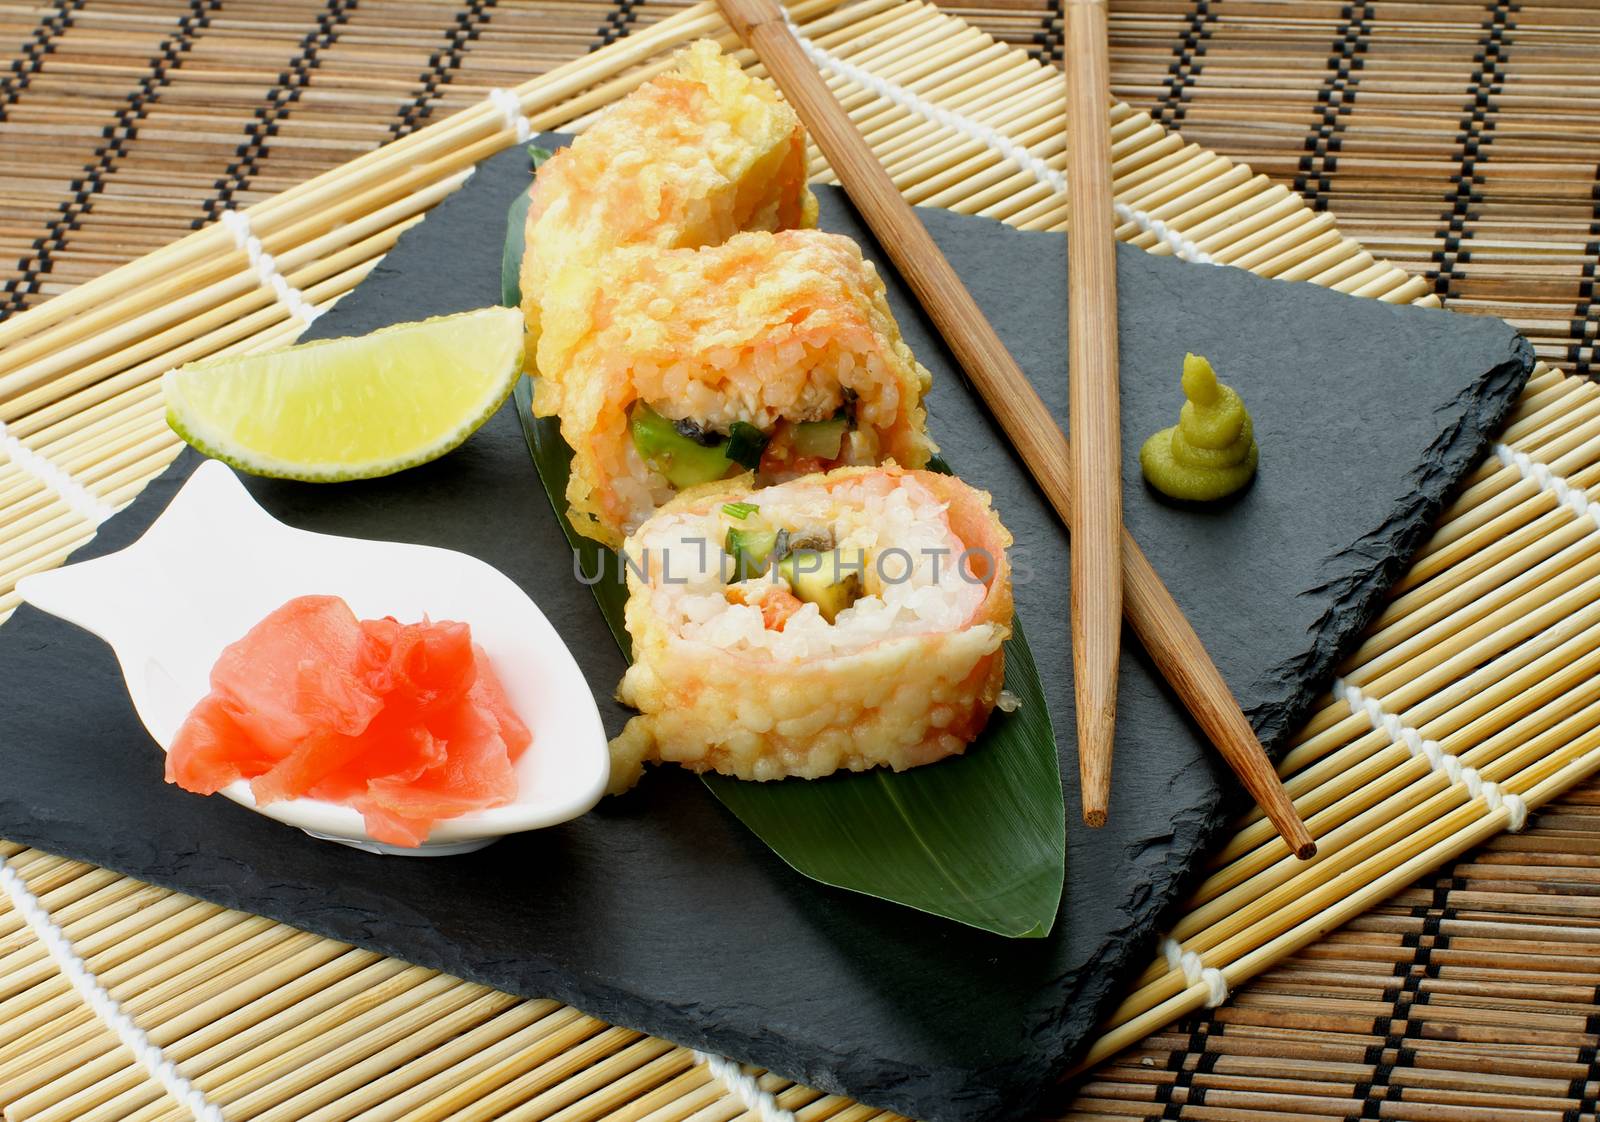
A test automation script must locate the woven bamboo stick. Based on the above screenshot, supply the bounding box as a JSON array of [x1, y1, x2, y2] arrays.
[[5, 279, 358, 445], [1423, 430, 1600, 560], [0, 512, 97, 574], [0, 899, 226, 1032], [0, 171, 472, 398], [1362, 546, 1600, 687], [1498, 381, 1597, 451], [1206, 655, 1600, 909], [1292, 528, 1593, 749], [1419, 480, 1589, 590], [10, 388, 167, 465], [382, 1010, 619, 1122], [638, 1067, 748, 1122], [0, 865, 129, 944], [0, 923, 306, 1102], [295, 1001, 557, 1122], [376, 1006, 601, 1122], [1271, 602, 1600, 811], [0, 890, 192, 1000], [0, 915, 294, 1069], [0, 488, 74, 542], [614, 1071, 721, 1122], [0, 0, 787, 356], [1339, 560, 1600, 712], [38, 408, 170, 478], [1180, 718, 1594, 988], [1144, 685, 1600, 989], [16, 937, 356, 1122], [0, 875, 140, 959], [123, 968, 457, 1122], [2, 901, 241, 1015], [0, 852, 63, 886], [1132, 665, 1600, 1005], [1, 221, 414, 429], [1340, 521, 1600, 685], [493, 1036, 684, 1121], [52, 426, 174, 489], [61, 947, 379, 1122], [1079, 737, 1600, 1072], [2, 5, 1599, 1120], [245, 990, 525, 1122], [81, 955, 409, 1122]]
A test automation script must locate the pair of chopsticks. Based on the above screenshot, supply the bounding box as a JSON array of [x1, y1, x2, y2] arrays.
[[717, 0, 1315, 860]]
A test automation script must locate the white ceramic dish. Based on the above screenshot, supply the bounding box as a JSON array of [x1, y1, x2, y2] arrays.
[[17, 459, 610, 856]]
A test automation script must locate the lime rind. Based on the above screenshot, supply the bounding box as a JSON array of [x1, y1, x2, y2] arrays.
[[164, 380, 518, 483], [163, 308, 525, 483]]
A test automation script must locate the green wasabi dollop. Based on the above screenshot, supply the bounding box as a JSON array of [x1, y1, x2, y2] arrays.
[[1140, 353, 1259, 502]]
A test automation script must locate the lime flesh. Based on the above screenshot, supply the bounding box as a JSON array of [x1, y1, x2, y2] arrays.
[[163, 307, 525, 482]]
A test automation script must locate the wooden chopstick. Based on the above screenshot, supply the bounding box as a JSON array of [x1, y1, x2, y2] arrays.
[[1063, 0, 1122, 829], [717, 0, 1316, 861]]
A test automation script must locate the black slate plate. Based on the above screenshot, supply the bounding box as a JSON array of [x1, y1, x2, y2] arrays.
[[0, 145, 1530, 1122]]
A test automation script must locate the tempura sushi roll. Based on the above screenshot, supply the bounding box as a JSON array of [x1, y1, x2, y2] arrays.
[[520, 39, 816, 361], [537, 229, 936, 546], [607, 465, 1013, 791]]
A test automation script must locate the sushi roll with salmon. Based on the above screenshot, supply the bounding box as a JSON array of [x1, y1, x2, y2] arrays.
[[520, 39, 816, 364], [536, 229, 937, 547], [607, 465, 1013, 791]]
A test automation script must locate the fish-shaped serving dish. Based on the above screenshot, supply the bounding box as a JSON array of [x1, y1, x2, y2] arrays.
[[19, 459, 610, 855]]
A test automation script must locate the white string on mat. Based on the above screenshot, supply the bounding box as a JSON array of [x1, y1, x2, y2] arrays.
[[0, 417, 116, 527], [693, 1050, 798, 1122], [487, 87, 534, 142], [1334, 677, 1529, 832], [777, 8, 1217, 265], [1160, 936, 1229, 1008], [0, 854, 226, 1122], [218, 209, 323, 326], [1494, 442, 1599, 525]]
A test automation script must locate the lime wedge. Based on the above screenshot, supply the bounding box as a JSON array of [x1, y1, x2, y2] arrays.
[[163, 307, 525, 482]]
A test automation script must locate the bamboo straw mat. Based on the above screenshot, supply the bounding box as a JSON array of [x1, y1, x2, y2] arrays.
[[1, 0, 1598, 1119]]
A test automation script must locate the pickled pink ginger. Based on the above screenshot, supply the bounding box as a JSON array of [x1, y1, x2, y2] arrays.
[[167, 594, 530, 846]]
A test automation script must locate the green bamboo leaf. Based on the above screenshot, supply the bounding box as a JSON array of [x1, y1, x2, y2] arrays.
[[501, 188, 532, 329], [504, 185, 1065, 937], [702, 613, 1062, 937]]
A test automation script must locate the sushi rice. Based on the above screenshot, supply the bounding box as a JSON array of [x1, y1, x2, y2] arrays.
[[519, 39, 816, 365], [608, 465, 1014, 791], [538, 229, 936, 546]]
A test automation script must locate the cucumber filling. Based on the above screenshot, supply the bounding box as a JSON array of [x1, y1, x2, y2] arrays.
[[724, 422, 768, 469], [722, 513, 862, 623], [632, 402, 858, 490], [630, 403, 740, 488]]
